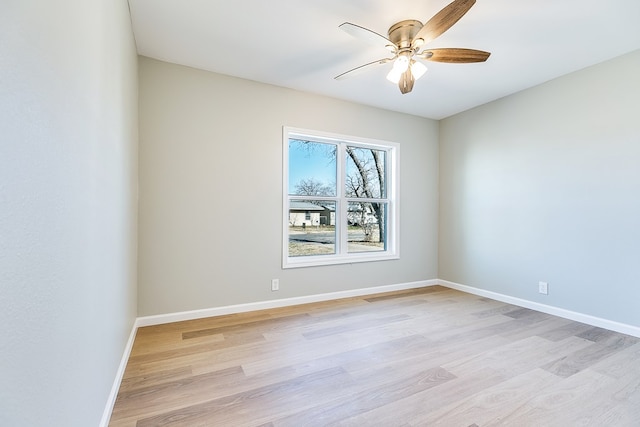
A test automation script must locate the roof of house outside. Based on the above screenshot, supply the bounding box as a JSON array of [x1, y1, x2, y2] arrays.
[[289, 201, 327, 211]]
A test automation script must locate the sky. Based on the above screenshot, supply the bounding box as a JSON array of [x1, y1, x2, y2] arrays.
[[288, 140, 336, 195]]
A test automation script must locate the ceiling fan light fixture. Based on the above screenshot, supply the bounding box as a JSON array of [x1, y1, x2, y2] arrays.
[[395, 54, 410, 72], [386, 54, 410, 84], [386, 67, 402, 84], [388, 55, 427, 89], [411, 60, 428, 80]]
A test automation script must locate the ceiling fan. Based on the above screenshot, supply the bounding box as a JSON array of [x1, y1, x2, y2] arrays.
[[335, 0, 490, 94]]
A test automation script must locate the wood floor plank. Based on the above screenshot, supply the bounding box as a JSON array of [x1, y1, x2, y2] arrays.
[[332, 367, 508, 426], [588, 373, 640, 426], [590, 342, 640, 379], [536, 319, 595, 342], [441, 335, 593, 379], [117, 365, 193, 393], [486, 368, 621, 426], [273, 366, 456, 426], [543, 333, 639, 378], [362, 285, 448, 302], [112, 366, 245, 420], [502, 307, 551, 323], [302, 314, 411, 339], [121, 335, 268, 382], [417, 368, 560, 426], [495, 316, 574, 342], [471, 303, 520, 318], [108, 287, 640, 426], [181, 313, 313, 340], [136, 367, 351, 427], [576, 326, 618, 342], [250, 334, 435, 382]]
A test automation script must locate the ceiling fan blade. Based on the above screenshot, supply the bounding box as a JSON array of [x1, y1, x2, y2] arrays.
[[413, 0, 476, 46], [334, 58, 393, 80], [421, 48, 490, 63], [339, 22, 396, 51]]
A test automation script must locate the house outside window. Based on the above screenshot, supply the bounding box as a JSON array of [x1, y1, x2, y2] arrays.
[[283, 127, 399, 268]]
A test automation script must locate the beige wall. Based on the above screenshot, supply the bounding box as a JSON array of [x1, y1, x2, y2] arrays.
[[138, 57, 439, 316], [0, 0, 138, 425], [439, 50, 640, 326]]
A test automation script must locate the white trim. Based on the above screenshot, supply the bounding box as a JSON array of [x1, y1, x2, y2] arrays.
[[136, 279, 437, 327], [438, 279, 640, 338], [99, 322, 138, 427], [281, 252, 400, 269]]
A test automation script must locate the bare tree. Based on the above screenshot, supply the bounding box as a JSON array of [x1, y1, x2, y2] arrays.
[[345, 147, 385, 244], [295, 178, 333, 198]]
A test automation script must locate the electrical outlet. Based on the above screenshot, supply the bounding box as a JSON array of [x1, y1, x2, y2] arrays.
[[271, 279, 279, 291], [538, 281, 548, 295]]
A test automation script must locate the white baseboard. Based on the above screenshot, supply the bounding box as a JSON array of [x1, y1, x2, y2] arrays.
[[438, 279, 640, 338], [99, 322, 138, 427], [136, 279, 438, 327]]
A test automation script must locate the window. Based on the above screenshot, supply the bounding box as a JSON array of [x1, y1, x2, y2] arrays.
[[283, 127, 399, 268]]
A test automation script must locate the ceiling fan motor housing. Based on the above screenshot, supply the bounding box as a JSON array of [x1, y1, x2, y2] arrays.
[[388, 20, 423, 49]]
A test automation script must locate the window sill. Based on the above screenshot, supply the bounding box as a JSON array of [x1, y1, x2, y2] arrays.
[[283, 252, 399, 269]]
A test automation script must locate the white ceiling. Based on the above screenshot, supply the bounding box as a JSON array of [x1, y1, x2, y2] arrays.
[[128, 0, 640, 120]]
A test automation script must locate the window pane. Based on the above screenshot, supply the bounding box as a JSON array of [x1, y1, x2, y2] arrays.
[[345, 146, 386, 198], [347, 202, 387, 253], [288, 139, 336, 196], [288, 200, 336, 256]]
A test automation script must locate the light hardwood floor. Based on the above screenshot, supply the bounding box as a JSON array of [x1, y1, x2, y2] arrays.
[[109, 286, 640, 426]]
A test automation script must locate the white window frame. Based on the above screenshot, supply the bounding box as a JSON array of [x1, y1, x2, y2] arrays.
[[283, 126, 400, 269]]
